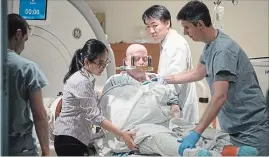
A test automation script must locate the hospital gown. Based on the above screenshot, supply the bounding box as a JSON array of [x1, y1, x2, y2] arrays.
[[200, 29, 269, 156], [102, 72, 179, 107], [7, 51, 48, 156], [100, 72, 231, 156]]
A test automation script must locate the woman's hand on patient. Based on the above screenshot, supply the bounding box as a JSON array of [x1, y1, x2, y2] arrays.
[[122, 131, 137, 150], [100, 119, 137, 150]]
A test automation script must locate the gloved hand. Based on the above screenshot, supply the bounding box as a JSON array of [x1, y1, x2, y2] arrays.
[[150, 75, 167, 84], [178, 130, 201, 156]]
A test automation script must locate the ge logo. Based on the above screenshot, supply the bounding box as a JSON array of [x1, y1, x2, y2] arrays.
[[72, 28, 82, 39]]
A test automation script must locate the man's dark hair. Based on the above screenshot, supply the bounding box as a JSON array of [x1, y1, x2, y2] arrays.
[[8, 13, 29, 40], [176, 0, 212, 27], [142, 5, 172, 27]]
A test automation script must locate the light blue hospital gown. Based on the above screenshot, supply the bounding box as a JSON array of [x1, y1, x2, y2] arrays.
[[102, 72, 183, 156], [7, 51, 48, 156], [200, 30, 269, 156], [103, 72, 180, 108]]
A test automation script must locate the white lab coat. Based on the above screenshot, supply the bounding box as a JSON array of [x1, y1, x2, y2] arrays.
[[158, 29, 199, 124]]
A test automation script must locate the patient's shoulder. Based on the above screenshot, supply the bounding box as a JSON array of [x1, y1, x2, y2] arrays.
[[103, 74, 130, 92], [106, 74, 125, 84]]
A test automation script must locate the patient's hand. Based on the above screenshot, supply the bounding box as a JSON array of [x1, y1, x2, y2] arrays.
[[146, 73, 156, 79], [171, 104, 181, 118], [122, 131, 137, 150]]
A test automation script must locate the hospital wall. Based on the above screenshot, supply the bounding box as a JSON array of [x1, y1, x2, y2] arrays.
[[87, 0, 269, 65]]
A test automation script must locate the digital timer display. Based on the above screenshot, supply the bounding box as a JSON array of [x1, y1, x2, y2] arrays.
[[19, 0, 47, 20]]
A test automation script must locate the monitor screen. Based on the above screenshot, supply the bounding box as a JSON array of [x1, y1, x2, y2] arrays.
[[19, 0, 47, 20]]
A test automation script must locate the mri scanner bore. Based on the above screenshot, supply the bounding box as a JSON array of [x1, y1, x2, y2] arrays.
[[11, 0, 116, 100]]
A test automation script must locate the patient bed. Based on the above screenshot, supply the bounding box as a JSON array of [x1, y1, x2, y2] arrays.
[[39, 82, 230, 156], [97, 82, 231, 156]]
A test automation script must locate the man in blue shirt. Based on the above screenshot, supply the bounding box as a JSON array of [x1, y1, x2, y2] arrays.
[[159, 1, 269, 156], [7, 13, 49, 156]]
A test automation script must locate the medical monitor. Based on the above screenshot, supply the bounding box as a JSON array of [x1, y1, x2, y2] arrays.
[[19, 0, 47, 20], [12, 0, 51, 25]]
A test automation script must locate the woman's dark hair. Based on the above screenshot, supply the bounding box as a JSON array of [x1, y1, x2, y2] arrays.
[[142, 5, 172, 28], [63, 39, 108, 83], [8, 13, 29, 40]]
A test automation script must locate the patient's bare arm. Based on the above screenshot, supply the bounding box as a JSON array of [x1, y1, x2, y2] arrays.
[[171, 104, 181, 118], [167, 88, 181, 118]]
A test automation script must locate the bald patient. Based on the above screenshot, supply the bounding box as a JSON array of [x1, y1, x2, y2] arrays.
[[125, 44, 148, 67], [104, 44, 181, 117]]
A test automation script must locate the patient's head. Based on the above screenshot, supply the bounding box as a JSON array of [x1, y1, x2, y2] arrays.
[[125, 44, 148, 67], [125, 44, 148, 81]]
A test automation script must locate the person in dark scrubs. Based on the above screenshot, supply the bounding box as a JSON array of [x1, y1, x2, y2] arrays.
[[153, 1, 269, 156], [7, 13, 50, 156]]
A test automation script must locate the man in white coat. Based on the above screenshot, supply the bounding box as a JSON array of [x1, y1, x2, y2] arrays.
[[142, 5, 199, 124]]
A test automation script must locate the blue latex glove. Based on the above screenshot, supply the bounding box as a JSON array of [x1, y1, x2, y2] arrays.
[[177, 130, 201, 156]]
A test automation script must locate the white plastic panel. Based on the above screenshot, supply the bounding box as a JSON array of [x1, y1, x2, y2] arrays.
[[19, 0, 109, 99], [41, 0, 107, 88], [250, 58, 269, 97], [21, 29, 69, 98], [9, 0, 115, 155]]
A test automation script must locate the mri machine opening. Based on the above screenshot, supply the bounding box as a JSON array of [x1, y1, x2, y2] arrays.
[[9, 0, 116, 155], [9, 0, 116, 103]]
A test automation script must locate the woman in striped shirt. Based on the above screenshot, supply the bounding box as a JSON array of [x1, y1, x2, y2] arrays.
[[53, 39, 136, 156]]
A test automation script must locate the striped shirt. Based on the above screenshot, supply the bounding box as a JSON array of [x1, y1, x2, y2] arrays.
[[53, 68, 105, 146]]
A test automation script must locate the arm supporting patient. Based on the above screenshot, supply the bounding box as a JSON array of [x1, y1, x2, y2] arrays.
[[166, 63, 206, 84], [195, 80, 229, 134], [100, 119, 124, 137]]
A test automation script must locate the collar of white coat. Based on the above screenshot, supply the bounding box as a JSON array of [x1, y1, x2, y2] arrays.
[[160, 29, 177, 51]]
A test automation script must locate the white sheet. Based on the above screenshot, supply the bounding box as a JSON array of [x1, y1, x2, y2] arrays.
[[99, 83, 173, 153], [99, 82, 231, 156]]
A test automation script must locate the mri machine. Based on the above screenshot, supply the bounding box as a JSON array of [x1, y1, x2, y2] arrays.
[[9, 0, 116, 100], [8, 0, 116, 155]]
